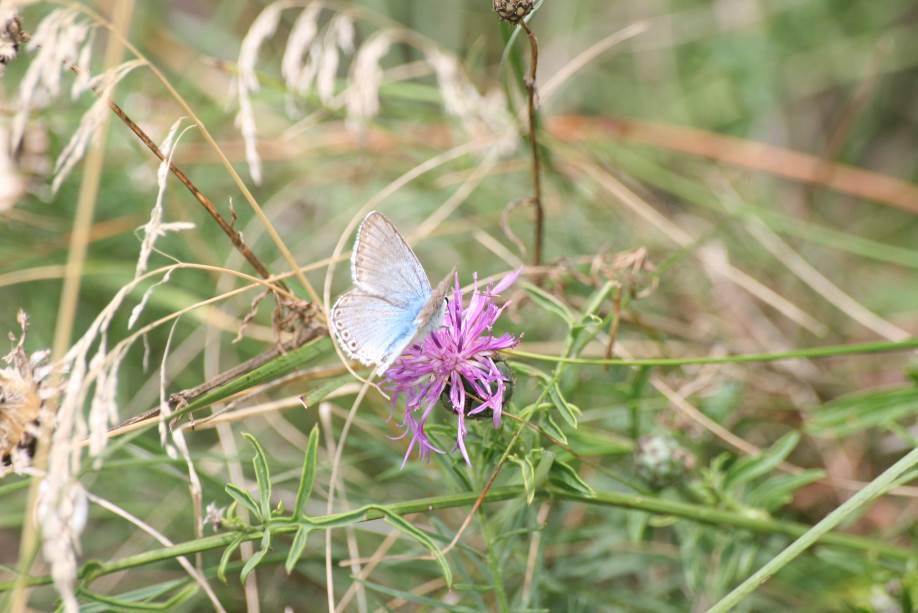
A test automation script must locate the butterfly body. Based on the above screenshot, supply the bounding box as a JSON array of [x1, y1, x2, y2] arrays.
[[332, 211, 448, 373]]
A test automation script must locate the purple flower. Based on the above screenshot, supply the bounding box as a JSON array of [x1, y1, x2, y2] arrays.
[[385, 269, 521, 466]]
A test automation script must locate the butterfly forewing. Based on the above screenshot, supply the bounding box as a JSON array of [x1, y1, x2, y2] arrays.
[[351, 212, 432, 307]]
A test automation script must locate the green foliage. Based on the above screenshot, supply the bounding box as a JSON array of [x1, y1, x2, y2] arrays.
[[0, 0, 915, 611], [292, 425, 320, 519], [807, 385, 918, 437]]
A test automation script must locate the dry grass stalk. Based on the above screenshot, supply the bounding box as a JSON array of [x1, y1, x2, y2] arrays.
[[0, 124, 25, 211], [236, 1, 518, 176], [345, 30, 394, 129], [236, 2, 284, 184], [427, 48, 517, 155], [281, 2, 323, 93], [12, 8, 93, 146], [316, 14, 354, 105], [52, 59, 144, 192], [129, 119, 196, 328]]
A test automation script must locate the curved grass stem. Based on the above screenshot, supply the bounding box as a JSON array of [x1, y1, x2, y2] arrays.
[[506, 336, 918, 366], [3, 483, 910, 594]]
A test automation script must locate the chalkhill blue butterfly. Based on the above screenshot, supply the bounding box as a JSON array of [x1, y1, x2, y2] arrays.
[[331, 211, 451, 374]]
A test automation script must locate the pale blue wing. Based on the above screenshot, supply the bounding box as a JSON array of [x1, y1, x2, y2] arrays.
[[331, 289, 425, 372], [351, 211, 431, 307], [335, 211, 446, 373]]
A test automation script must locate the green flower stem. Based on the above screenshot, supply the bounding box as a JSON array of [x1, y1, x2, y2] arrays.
[[552, 487, 910, 561], [506, 336, 918, 367], [3, 484, 909, 593], [708, 445, 918, 612]]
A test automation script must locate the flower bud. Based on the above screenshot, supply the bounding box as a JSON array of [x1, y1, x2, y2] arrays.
[[634, 435, 694, 489]]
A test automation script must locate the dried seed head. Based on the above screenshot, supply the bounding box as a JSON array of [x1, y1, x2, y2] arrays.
[[0, 310, 56, 477], [492, 0, 535, 24], [590, 247, 659, 299], [0, 10, 29, 76]]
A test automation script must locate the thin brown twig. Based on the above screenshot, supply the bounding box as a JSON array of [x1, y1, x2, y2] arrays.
[[65, 64, 287, 294], [521, 22, 544, 268]]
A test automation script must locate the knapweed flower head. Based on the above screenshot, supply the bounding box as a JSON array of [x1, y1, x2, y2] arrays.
[[386, 268, 521, 466]]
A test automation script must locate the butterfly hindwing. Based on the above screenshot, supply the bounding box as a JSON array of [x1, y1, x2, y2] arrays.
[[331, 289, 424, 371]]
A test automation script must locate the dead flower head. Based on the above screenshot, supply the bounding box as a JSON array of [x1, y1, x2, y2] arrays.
[[0, 8, 29, 76], [0, 310, 56, 477], [591, 247, 658, 299], [492, 0, 535, 24]]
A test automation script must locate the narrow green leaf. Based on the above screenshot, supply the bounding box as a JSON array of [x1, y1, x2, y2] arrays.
[[508, 361, 551, 382], [532, 449, 554, 491], [78, 579, 195, 613], [509, 455, 535, 504], [579, 281, 615, 320], [240, 531, 271, 584], [285, 525, 312, 575], [172, 337, 335, 421], [225, 484, 260, 521], [548, 459, 595, 497], [748, 469, 826, 511], [78, 582, 198, 612], [548, 384, 580, 428], [243, 433, 272, 519], [293, 425, 320, 519], [566, 428, 634, 456], [725, 432, 800, 489], [522, 283, 574, 325], [806, 386, 918, 437], [218, 536, 244, 583], [370, 506, 452, 587], [540, 412, 568, 445]]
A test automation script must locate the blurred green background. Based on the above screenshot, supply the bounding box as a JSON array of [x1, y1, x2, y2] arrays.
[[1, 0, 916, 610]]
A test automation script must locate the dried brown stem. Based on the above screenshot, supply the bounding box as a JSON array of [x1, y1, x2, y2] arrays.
[[521, 22, 544, 268], [550, 115, 918, 214], [65, 65, 288, 294]]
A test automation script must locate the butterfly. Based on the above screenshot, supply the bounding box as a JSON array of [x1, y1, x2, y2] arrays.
[[331, 211, 451, 374]]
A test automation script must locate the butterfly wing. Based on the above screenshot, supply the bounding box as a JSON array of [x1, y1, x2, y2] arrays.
[[332, 211, 441, 373], [351, 211, 432, 305], [331, 289, 427, 372]]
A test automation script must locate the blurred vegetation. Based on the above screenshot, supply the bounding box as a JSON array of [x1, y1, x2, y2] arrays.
[[0, 0, 916, 611]]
